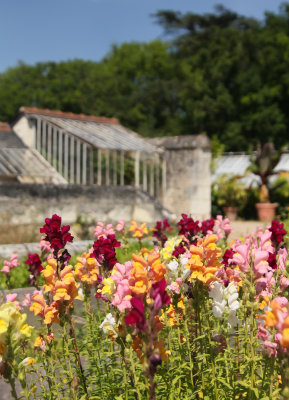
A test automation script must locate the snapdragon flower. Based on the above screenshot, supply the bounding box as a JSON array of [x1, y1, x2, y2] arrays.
[[209, 281, 240, 328], [99, 313, 116, 334]]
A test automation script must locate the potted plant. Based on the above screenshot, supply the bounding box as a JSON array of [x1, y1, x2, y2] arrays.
[[247, 142, 284, 222], [212, 174, 247, 220]]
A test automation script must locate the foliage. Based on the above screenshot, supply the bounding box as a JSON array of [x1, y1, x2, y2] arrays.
[[212, 174, 247, 209], [270, 174, 289, 218], [2, 5, 289, 149], [247, 142, 285, 203]]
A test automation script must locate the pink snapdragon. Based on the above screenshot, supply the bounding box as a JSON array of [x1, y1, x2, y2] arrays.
[[253, 249, 270, 278], [259, 231, 274, 253], [215, 215, 232, 240], [256, 271, 275, 297], [111, 280, 132, 312], [229, 244, 250, 273], [1, 253, 19, 275], [6, 293, 22, 311], [115, 219, 125, 232], [167, 278, 182, 294], [94, 222, 115, 238], [277, 247, 287, 272], [39, 236, 51, 253], [22, 294, 32, 308], [110, 262, 133, 312]]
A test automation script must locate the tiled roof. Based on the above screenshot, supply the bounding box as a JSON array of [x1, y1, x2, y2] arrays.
[[0, 122, 12, 132], [19, 107, 119, 125]]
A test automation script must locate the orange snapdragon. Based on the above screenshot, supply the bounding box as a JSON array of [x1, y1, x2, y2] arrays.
[[129, 251, 167, 296], [187, 234, 222, 285], [29, 294, 59, 325], [129, 221, 148, 239], [74, 254, 100, 287]]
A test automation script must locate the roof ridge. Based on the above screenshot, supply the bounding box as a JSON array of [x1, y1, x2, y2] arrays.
[[19, 106, 119, 125], [0, 122, 12, 132]]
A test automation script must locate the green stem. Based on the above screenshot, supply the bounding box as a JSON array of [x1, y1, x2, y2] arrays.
[[69, 314, 90, 400], [7, 375, 19, 400]]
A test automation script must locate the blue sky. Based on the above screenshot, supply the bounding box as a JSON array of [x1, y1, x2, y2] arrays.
[[0, 0, 283, 72]]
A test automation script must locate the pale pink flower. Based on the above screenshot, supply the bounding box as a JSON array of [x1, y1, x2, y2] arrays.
[[6, 293, 22, 311], [111, 262, 133, 285], [94, 222, 104, 237], [22, 294, 32, 307], [94, 222, 115, 238], [230, 244, 250, 273], [274, 296, 288, 308], [253, 249, 270, 278], [262, 340, 277, 357], [257, 324, 271, 341], [39, 236, 51, 253], [115, 219, 125, 232], [280, 275, 289, 292], [6, 293, 18, 302], [111, 280, 132, 312], [256, 272, 275, 297], [1, 253, 19, 275], [278, 247, 287, 272], [259, 231, 274, 253], [167, 278, 182, 294]]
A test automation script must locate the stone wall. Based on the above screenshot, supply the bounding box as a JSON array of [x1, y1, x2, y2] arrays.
[[0, 183, 173, 227], [150, 135, 211, 219]]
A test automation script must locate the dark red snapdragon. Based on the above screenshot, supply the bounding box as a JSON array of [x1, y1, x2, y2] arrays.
[[177, 214, 200, 241], [269, 220, 287, 248], [40, 214, 73, 254], [267, 252, 277, 270], [25, 253, 43, 286], [201, 218, 215, 236], [221, 249, 235, 268], [152, 218, 172, 247], [172, 241, 187, 258], [92, 234, 121, 271], [150, 278, 171, 312], [124, 297, 146, 331]]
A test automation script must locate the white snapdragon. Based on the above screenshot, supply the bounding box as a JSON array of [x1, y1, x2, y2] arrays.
[[167, 259, 179, 274], [209, 281, 240, 328], [99, 313, 116, 334], [224, 282, 240, 312], [210, 282, 226, 318], [180, 254, 191, 280]]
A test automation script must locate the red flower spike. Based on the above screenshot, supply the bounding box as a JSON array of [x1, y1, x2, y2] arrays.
[[40, 214, 73, 253], [177, 214, 200, 240], [153, 218, 172, 247], [151, 278, 171, 312], [124, 297, 146, 331], [92, 234, 121, 271], [269, 220, 287, 248]]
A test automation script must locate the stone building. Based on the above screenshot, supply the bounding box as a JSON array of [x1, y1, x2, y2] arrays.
[[0, 107, 211, 225]]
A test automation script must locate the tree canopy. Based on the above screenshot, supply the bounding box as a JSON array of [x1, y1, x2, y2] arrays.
[[1, 3, 289, 150]]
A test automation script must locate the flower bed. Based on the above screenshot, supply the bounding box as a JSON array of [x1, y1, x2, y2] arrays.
[[0, 214, 289, 399]]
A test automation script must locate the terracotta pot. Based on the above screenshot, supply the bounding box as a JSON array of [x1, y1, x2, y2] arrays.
[[224, 206, 238, 221], [255, 203, 278, 222]]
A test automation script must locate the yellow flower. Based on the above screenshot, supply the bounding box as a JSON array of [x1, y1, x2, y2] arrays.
[[99, 278, 115, 299], [20, 357, 36, 367], [20, 323, 32, 338], [160, 236, 182, 264]]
